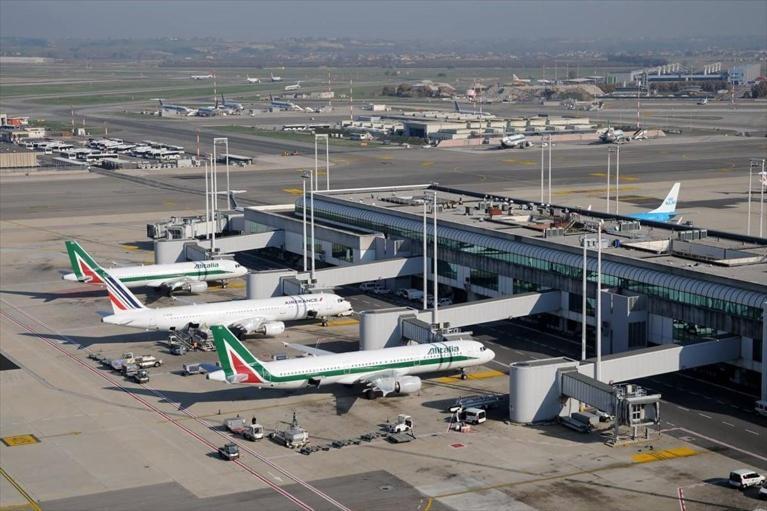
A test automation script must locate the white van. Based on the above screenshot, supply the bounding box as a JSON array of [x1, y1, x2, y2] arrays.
[[397, 288, 424, 301], [729, 469, 765, 489], [463, 408, 487, 425], [755, 400, 767, 417]]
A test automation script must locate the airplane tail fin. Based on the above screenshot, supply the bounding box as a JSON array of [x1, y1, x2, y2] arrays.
[[65, 240, 105, 284], [211, 325, 270, 383], [649, 183, 680, 214], [101, 268, 146, 314]]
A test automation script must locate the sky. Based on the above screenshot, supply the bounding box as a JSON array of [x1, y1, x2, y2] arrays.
[[1, 0, 766, 41]]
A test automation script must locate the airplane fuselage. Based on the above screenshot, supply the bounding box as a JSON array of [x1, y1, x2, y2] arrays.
[[208, 340, 494, 390], [64, 260, 247, 288], [102, 294, 353, 331]]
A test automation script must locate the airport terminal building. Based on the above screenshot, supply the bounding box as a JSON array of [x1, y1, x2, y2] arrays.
[[241, 185, 766, 397]]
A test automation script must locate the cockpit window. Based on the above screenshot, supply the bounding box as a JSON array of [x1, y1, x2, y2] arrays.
[[480, 346, 486, 352], [338, 298, 344, 303]]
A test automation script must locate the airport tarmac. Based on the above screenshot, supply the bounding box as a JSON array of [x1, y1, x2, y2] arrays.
[[2, 206, 767, 511]]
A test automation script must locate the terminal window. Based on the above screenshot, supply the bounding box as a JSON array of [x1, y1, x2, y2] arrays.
[[332, 243, 353, 263], [470, 269, 498, 290]]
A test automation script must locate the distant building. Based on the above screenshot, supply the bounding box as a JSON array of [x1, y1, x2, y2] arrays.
[[0, 143, 37, 169], [729, 63, 761, 85]]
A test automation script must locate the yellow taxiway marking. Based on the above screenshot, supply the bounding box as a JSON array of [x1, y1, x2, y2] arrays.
[[420, 161, 434, 168], [282, 187, 303, 196], [632, 447, 698, 464], [121, 243, 140, 251], [621, 176, 639, 182], [378, 155, 392, 160], [589, 172, 607, 177], [503, 159, 536, 166], [327, 318, 360, 327], [0, 467, 42, 511], [164, 201, 177, 207], [422, 497, 434, 511], [1, 435, 39, 447], [435, 369, 504, 383]]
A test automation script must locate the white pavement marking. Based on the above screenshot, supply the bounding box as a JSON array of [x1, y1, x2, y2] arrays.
[[697, 413, 712, 419], [677, 406, 691, 412], [721, 422, 735, 427], [745, 429, 759, 436], [663, 427, 767, 463]]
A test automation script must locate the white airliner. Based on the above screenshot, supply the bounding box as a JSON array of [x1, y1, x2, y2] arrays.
[[191, 73, 214, 80], [246, 75, 261, 83], [500, 134, 531, 149], [99, 267, 353, 337], [207, 325, 495, 399], [270, 72, 283, 82], [63, 241, 247, 294], [284, 81, 302, 91]]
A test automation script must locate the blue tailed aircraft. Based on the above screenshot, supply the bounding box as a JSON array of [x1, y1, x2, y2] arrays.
[[629, 183, 681, 223]]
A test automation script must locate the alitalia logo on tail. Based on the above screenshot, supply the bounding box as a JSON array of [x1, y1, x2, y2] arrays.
[[211, 325, 270, 384], [65, 240, 104, 284]]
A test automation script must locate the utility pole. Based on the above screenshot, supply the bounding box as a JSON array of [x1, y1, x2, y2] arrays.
[[747, 159, 764, 236], [209, 155, 216, 253]]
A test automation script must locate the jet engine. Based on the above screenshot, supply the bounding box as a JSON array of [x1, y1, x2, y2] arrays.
[[394, 376, 422, 394], [185, 281, 208, 294], [259, 321, 286, 336]]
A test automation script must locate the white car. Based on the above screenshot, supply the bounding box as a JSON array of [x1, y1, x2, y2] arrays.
[[729, 469, 765, 489], [759, 483, 767, 500], [427, 296, 453, 307]]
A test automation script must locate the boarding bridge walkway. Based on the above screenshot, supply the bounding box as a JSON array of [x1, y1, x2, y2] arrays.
[[246, 257, 425, 299], [156, 231, 283, 263]]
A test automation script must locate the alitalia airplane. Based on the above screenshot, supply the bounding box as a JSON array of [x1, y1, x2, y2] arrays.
[[206, 325, 495, 399], [99, 267, 353, 337], [63, 241, 247, 294]]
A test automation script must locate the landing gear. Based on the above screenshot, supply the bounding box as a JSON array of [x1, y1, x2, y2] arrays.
[[460, 369, 468, 381], [320, 316, 328, 327], [365, 389, 378, 400], [220, 280, 228, 289]]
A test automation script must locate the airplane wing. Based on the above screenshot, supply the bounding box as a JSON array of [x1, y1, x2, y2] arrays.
[[340, 369, 407, 395], [146, 278, 186, 290], [283, 342, 334, 357]]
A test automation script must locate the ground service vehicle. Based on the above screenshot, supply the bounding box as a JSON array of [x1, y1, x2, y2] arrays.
[[224, 417, 264, 441], [218, 443, 240, 460], [387, 414, 414, 434], [729, 469, 765, 489], [269, 412, 309, 449]]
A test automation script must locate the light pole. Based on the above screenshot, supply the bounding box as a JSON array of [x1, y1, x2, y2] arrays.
[[581, 236, 588, 361], [301, 171, 310, 272], [310, 165, 316, 283], [595, 220, 603, 381], [606, 147, 613, 213], [540, 135, 545, 203], [615, 144, 621, 215], [547, 134, 552, 204], [209, 155, 216, 252], [761, 168, 766, 238], [213, 137, 229, 208], [423, 197, 428, 311], [204, 158, 210, 243], [432, 191, 439, 327]]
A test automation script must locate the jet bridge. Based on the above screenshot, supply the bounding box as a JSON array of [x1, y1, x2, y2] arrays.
[[363, 291, 561, 349], [509, 336, 741, 424]]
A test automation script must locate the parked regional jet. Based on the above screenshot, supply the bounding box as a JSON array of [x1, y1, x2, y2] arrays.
[[284, 81, 302, 91], [63, 241, 247, 294], [246, 75, 261, 83], [598, 126, 627, 144], [219, 94, 244, 111], [270, 72, 283, 82], [500, 134, 531, 149], [207, 325, 495, 399], [157, 99, 197, 117], [191, 73, 214, 80], [628, 183, 681, 223], [453, 100, 494, 118], [99, 268, 352, 336]]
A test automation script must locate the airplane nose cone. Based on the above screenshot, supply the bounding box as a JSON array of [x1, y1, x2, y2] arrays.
[[485, 349, 496, 362]]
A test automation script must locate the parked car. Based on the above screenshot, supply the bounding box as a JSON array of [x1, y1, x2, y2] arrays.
[[759, 483, 767, 500], [397, 288, 424, 301], [729, 469, 765, 489]]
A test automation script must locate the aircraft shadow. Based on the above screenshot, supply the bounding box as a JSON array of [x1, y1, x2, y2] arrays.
[[20, 331, 167, 349], [0, 288, 107, 303]]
